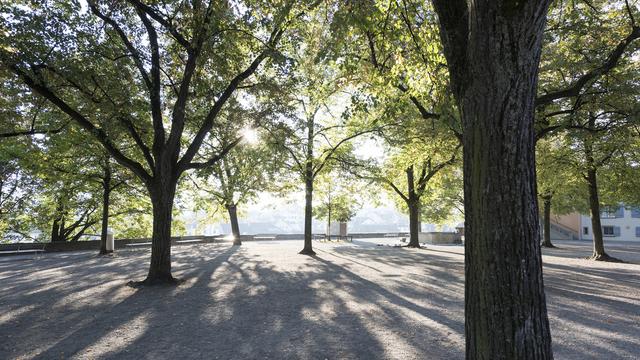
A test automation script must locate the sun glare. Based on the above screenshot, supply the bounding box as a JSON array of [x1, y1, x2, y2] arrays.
[[241, 127, 259, 144]]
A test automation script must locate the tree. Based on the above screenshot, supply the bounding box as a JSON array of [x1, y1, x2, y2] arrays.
[[0, 140, 40, 242], [192, 124, 284, 246], [536, 0, 640, 258], [536, 137, 588, 248], [0, 1, 315, 285], [564, 111, 633, 261], [535, 0, 640, 139], [269, 7, 380, 256], [368, 132, 460, 248], [313, 171, 361, 240], [431, 1, 554, 357]]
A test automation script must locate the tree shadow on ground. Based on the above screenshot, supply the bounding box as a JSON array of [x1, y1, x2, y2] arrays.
[[1, 241, 639, 359]]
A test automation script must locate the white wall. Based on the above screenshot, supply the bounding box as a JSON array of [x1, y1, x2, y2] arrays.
[[580, 207, 640, 242]]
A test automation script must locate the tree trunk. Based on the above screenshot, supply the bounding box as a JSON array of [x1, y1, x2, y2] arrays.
[[99, 166, 112, 255], [51, 217, 62, 243], [407, 199, 421, 248], [300, 173, 315, 255], [51, 200, 64, 242], [226, 203, 241, 246], [405, 165, 421, 248], [433, 2, 554, 358], [133, 180, 178, 286], [327, 198, 332, 241], [300, 116, 315, 256], [586, 168, 614, 261], [541, 195, 555, 248]]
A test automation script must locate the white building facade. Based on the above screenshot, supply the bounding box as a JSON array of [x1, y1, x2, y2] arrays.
[[578, 205, 640, 242]]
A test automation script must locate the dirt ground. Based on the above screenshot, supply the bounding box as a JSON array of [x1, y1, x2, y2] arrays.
[[0, 238, 638, 359]]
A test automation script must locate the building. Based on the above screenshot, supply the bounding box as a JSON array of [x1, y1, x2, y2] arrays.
[[551, 205, 640, 242]]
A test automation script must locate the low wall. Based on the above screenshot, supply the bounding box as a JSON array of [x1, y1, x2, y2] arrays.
[[250, 233, 409, 240], [0, 232, 411, 256], [418, 232, 462, 245], [0, 235, 220, 255]]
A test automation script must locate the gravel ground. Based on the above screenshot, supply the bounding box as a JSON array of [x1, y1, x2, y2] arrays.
[[0, 238, 638, 359]]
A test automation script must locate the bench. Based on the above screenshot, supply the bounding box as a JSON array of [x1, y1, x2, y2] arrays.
[[0, 243, 46, 258], [125, 242, 152, 247], [336, 235, 353, 242], [176, 239, 204, 244]]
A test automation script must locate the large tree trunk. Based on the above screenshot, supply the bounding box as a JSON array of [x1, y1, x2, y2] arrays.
[[51, 200, 65, 242], [406, 165, 421, 248], [541, 195, 555, 248], [300, 116, 316, 256], [51, 217, 62, 243], [407, 199, 421, 248], [586, 168, 615, 261], [99, 166, 112, 255], [300, 173, 315, 255], [134, 180, 178, 286], [433, 1, 554, 358], [226, 203, 242, 246]]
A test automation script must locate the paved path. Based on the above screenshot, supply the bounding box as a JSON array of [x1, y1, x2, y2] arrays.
[[0, 239, 638, 359]]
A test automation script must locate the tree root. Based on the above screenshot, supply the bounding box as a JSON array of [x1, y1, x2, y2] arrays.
[[540, 242, 556, 248], [299, 248, 316, 256], [588, 252, 624, 263], [127, 275, 182, 288], [403, 244, 422, 249]]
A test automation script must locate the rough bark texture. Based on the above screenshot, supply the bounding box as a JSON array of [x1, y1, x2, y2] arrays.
[[300, 117, 316, 256], [99, 166, 112, 255], [406, 166, 421, 248], [433, 1, 554, 358], [541, 196, 555, 248], [133, 178, 178, 286], [51, 201, 65, 243], [300, 173, 315, 255], [226, 204, 242, 246], [586, 168, 614, 261]]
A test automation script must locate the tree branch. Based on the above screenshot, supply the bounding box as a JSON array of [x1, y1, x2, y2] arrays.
[[536, 25, 640, 106], [5, 63, 152, 184]]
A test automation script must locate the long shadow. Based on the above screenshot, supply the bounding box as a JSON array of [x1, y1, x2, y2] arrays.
[[103, 247, 394, 359], [2, 241, 639, 359]]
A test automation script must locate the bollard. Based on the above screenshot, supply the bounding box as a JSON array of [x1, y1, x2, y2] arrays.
[[106, 230, 114, 252]]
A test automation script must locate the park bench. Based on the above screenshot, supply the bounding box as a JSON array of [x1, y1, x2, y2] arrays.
[[176, 239, 204, 244], [336, 235, 353, 242], [0, 242, 46, 258], [125, 242, 152, 248]]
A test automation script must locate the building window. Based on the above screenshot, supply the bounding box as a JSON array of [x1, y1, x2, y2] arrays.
[[601, 205, 624, 219], [636, 227, 640, 237], [602, 226, 620, 237], [583, 227, 589, 235], [632, 208, 640, 218]]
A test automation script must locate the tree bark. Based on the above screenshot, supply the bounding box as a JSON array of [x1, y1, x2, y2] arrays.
[[300, 172, 315, 255], [586, 168, 613, 261], [541, 195, 555, 248], [300, 115, 316, 256], [407, 199, 421, 248], [133, 179, 178, 286], [226, 203, 242, 246], [406, 165, 421, 248], [433, 1, 554, 358], [51, 200, 65, 242], [99, 166, 112, 255]]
